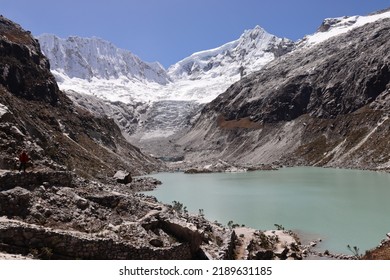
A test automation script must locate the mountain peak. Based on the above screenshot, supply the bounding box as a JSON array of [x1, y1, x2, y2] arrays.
[[37, 34, 171, 84], [168, 25, 293, 82], [242, 25, 267, 38]]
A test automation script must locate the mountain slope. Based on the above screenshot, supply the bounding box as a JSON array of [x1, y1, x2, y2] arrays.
[[0, 16, 161, 178], [179, 17, 390, 170]]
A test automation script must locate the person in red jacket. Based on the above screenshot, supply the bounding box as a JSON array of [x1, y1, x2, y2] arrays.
[[18, 150, 29, 172]]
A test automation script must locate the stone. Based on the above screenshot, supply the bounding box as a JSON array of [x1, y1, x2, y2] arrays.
[[76, 198, 89, 210], [253, 249, 274, 260], [114, 171, 132, 184], [149, 239, 164, 247]]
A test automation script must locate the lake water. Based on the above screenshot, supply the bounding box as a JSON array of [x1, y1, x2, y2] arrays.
[[143, 167, 390, 255]]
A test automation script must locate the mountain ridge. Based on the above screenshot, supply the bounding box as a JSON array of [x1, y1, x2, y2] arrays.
[[37, 25, 293, 104], [38, 34, 170, 83], [37, 9, 390, 106]]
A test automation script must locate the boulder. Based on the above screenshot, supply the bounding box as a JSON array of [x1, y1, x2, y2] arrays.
[[113, 171, 132, 184], [149, 239, 164, 247], [0, 187, 31, 217]]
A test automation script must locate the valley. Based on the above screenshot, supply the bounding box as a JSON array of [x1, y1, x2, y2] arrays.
[[1, 6, 390, 260]]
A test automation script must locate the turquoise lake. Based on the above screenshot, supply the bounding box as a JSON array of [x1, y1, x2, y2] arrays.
[[143, 167, 390, 255]]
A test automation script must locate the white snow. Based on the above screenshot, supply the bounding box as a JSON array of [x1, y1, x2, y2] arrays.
[[298, 11, 390, 47], [138, 129, 176, 140]]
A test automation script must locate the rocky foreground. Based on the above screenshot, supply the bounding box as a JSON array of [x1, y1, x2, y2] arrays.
[[0, 169, 305, 260]]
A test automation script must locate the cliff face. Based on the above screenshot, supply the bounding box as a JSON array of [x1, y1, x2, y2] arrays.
[[0, 17, 60, 105], [0, 16, 161, 177], [180, 18, 390, 170]]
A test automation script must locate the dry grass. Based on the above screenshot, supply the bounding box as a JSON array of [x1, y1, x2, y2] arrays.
[[362, 242, 390, 260], [0, 18, 34, 45], [217, 115, 262, 129]]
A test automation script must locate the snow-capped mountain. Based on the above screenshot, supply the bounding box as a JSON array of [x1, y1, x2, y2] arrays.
[[180, 13, 390, 169], [37, 34, 171, 103], [37, 9, 390, 105], [168, 26, 293, 80], [38, 26, 293, 104], [38, 34, 170, 83], [164, 26, 293, 102]]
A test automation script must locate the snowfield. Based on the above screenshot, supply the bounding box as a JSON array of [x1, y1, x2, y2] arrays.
[[297, 10, 390, 47]]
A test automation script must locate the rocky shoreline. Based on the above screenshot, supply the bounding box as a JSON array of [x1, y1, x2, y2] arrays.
[[0, 169, 306, 260], [166, 159, 278, 174]]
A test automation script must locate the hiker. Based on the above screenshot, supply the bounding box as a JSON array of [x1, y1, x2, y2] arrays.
[[18, 150, 29, 172]]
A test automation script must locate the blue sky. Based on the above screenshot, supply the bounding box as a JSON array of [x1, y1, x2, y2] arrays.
[[2, 0, 390, 67]]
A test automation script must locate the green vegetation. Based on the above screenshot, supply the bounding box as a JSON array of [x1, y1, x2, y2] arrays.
[[227, 220, 240, 229], [347, 244, 362, 259], [29, 247, 54, 259], [171, 200, 188, 214], [198, 208, 204, 218], [274, 224, 285, 231]]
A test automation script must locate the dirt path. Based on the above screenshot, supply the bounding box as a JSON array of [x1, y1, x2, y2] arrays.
[[234, 227, 256, 260]]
